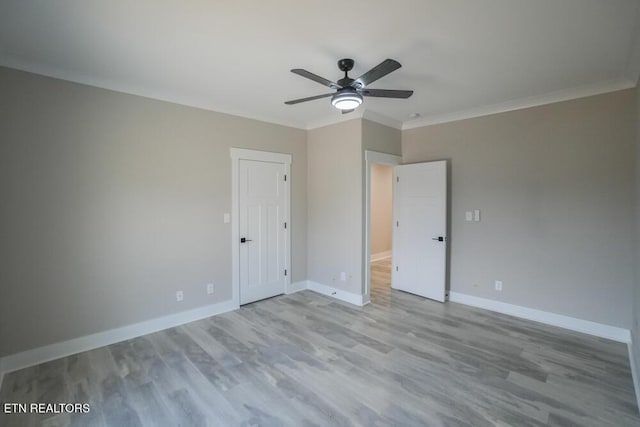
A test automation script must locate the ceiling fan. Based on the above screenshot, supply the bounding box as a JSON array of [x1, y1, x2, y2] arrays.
[[285, 58, 413, 113]]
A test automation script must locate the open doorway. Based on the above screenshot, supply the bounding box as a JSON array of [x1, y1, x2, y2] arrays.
[[364, 150, 401, 305], [370, 163, 393, 303]]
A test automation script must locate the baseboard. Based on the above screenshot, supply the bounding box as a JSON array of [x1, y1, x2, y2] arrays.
[[307, 281, 364, 306], [629, 341, 640, 413], [0, 298, 238, 377], [370, 250, 392, 262], [449, 292, 631, 343], [286, 280, 308, 294]]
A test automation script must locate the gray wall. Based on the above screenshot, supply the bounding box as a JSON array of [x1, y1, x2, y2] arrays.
[[306, 119, 362, 294], [403, 90, 636, 328], [362, 119, 402, 156], [2, 63, 636, 362], [0, 67, 307, 357]]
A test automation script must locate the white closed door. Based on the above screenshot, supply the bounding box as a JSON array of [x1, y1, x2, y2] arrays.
[[392, 160, 447, 302], [239, 159, 286, 304]]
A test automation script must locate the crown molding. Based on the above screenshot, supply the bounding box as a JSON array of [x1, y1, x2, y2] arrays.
[[3, 57, 636, 135], [0, 56, 307, 130], [303, 109, 365, 130], [402, 78, 636, 130], [304, 109, 402, 131]]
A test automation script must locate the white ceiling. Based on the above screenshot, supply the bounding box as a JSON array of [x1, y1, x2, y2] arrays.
[[1, 0, 639, 130]]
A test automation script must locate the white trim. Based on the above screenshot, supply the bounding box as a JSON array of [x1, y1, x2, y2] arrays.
[[0, 58, 306, 130], [305, 115, 362, 131], [364, 150, 402, 305], [628, 342, 640, 413], [307, 281, 365, 306], [364, 149, 403, 164], [305, 109, 403, 131], [370, 250, 392, 262], [230, 148, 292, 164], [230, 148, 292, 307], [449, 292, 631, 343], [5, 61, 634, 133], [286, 280, 308, 295], [402, 78, 635, 130], [0, 298, 238, 377], [231, 151, 241, 308]]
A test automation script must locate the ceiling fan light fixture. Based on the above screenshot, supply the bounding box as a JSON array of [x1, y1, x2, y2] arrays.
[[286, 58, 411, 110], [331, 91, 363, 110]]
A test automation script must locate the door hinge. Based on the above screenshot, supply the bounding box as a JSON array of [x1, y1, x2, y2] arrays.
[[284, 174, 287, 182], [396, 176, 399, 182], [396, 266, 398, 272], [284, 269, 287, 276], [284, 222, 287, 229], [396, 221, 399, 227]]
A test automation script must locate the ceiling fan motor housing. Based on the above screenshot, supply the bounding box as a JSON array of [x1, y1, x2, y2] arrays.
[[338, 58, 354, 72]]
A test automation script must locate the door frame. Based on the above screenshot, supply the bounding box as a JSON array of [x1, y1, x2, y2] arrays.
[[230, 148, 292, 307], [363, 150, 402, 305]]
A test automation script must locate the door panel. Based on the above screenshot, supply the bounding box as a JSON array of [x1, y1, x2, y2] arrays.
[[239, 159, 286, 304], [392, 161, 447, 302]]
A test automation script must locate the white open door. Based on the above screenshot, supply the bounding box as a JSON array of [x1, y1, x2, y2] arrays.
[[392, 160, 447, 302], [238, 159, 287, 305]]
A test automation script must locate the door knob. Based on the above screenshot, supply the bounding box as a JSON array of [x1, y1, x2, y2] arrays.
[[432, 236, 446, 242], [240, 237, 253, 243]]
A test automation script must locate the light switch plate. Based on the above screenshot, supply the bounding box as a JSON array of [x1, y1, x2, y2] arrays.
[[465, 211, 473, 221], [223, 213, 230, 223], [474, 210, 480, 222]]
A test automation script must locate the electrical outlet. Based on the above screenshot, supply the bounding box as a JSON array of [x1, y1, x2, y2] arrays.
[[176, 290, 184, 301], [206, 283, 214, 295], [340, 272, 347, 281], [494, 281, 502, 291]]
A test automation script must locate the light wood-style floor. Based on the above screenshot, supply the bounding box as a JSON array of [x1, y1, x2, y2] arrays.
[[1, 258, 638, 426]]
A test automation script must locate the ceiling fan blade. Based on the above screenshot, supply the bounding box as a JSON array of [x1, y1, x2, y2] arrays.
[[284, 93, 334, 105], [341, 109, 355, 115], [352, 59, 401, 88], [291, 69, 342, 89], [361, 89, 413, 99]]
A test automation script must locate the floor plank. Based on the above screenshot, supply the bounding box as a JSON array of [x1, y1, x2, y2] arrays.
[[1, 258, 637, 426]]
